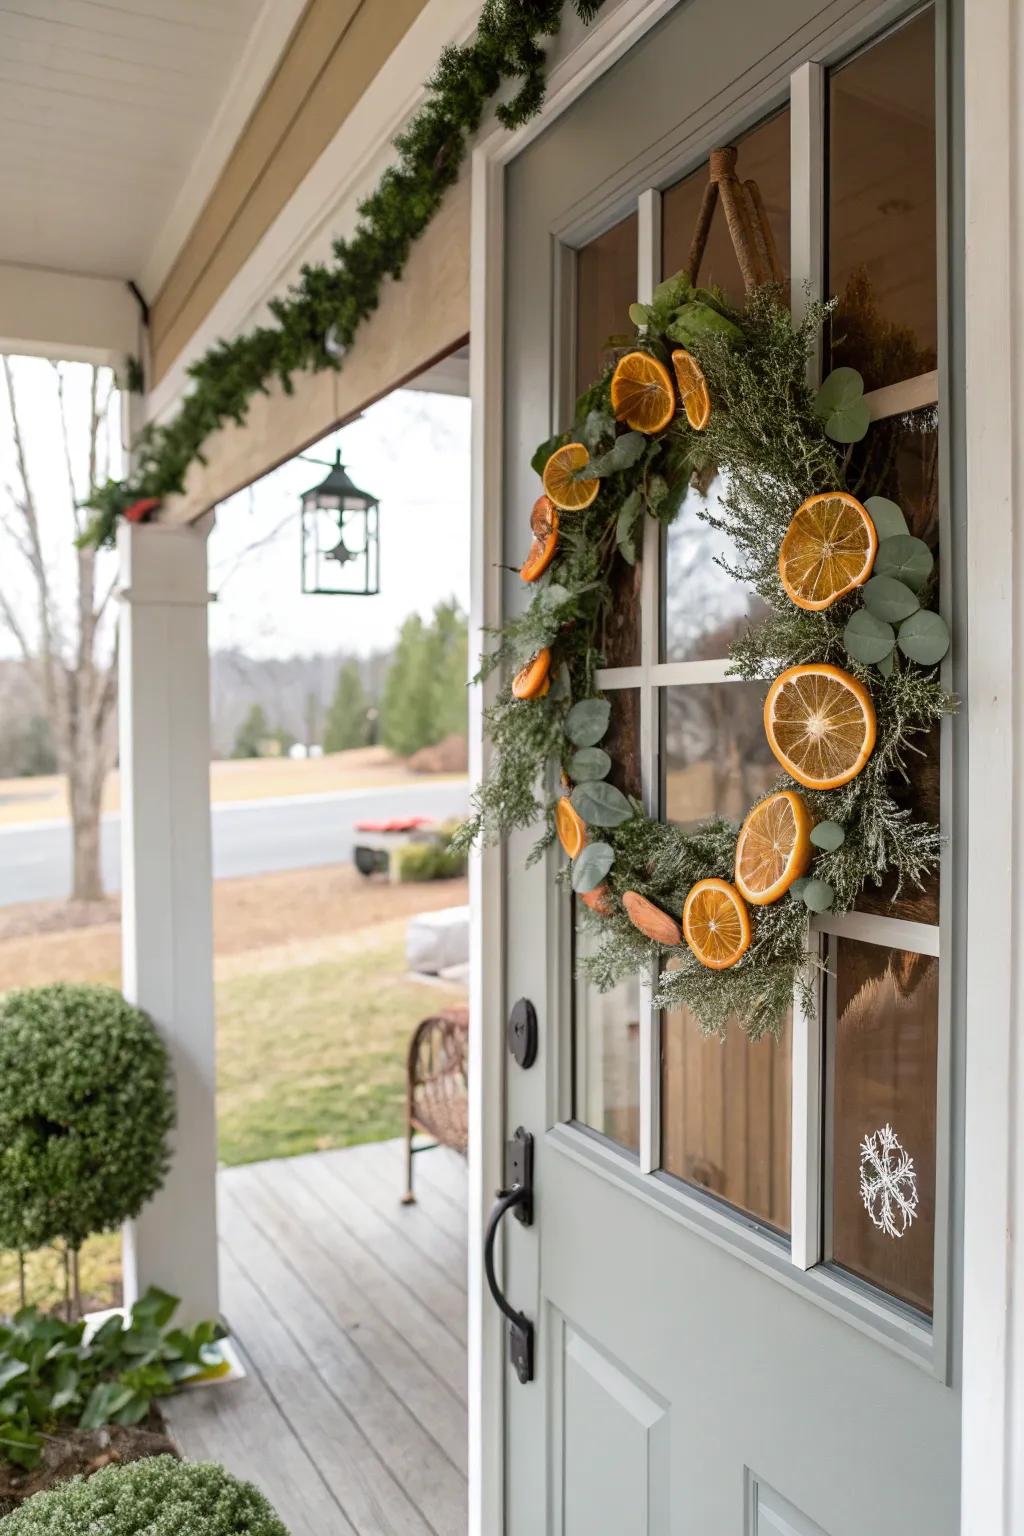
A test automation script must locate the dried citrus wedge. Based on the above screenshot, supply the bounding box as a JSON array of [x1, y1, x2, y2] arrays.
[[520, 495, 559, 582], [682, 878, 752, 970], [555, 796, 586, 859], [670, 348, 711, 430], [512, 648, 551, 700], [581, 884, 612, 916], [734, 790, 813, 906], [542, 443, 599, 511], [778, 492, 877, 611], [622, 891, 682, 947], [611, 351, 676, 434], [764, 663, 876, 790]]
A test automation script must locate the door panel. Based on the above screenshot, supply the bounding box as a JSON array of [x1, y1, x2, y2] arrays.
[[498, 1, 960, 1531], [560, 1321, 670, 1536]]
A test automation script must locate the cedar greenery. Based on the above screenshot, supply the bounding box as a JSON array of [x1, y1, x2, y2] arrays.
[[460, 277, 954, 1040], [79, 0, 608, 549]]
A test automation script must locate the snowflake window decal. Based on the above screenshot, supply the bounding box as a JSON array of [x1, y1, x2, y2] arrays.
[[859, 1122, 919, 1240]]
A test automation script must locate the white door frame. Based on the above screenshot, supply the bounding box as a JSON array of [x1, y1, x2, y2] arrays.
[[466, 0, 1019, 1531]]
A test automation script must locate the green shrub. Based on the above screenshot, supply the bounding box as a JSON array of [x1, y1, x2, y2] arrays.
[[2, 1456, 289, 1535], [394, 837, 467, 883], [0, 985, 174, 1253]]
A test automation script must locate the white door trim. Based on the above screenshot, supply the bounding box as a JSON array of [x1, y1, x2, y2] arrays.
[[960, 0, 1023, 1530]]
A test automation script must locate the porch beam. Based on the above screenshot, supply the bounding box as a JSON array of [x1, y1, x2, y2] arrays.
[[117, 519, 219, 1325]]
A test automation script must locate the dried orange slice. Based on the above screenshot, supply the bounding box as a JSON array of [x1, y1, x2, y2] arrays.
[[611, 351, 676, 434], [555, 796, 586, 859], [512, 648, 551, 700], [764, 663, 876, 790], [580, 884, 611, 916], [682, 878, 752, 970], [778, 492, 877, 611], [670, 348, 711, 430], [734, 790, 813, 906], [622, 891, 682, 947], [520, 495, 559, 582], [542, 443, 599, 511]]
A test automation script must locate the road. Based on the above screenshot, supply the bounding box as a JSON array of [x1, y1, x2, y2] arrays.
[[0, 780, 471, 908]]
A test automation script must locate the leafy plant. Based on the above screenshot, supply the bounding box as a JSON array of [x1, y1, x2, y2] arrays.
[[79, 0, 611, 550], [0, 986, 174, 1259], [0, 1289, 225, 1471], [394, 827, 468, 882], [2, 1455, 286, 1535]]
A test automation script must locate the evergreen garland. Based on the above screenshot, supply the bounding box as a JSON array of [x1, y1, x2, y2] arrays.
[[457, 278, 954, 1040], [80, 0, 607, 549]]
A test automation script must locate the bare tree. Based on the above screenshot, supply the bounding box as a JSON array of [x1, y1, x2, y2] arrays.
[[0, 356, 120, 903]]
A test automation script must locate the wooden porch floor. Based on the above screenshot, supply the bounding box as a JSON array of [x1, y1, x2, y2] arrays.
[[161, 1139, 468, 1536]]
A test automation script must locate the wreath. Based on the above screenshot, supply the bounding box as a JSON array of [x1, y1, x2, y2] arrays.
[[458, 193, 952, 1041]]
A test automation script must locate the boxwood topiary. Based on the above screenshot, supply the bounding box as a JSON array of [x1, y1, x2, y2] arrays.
[[2, 1456, 290, 1535], [0, 984, 174, 1253]]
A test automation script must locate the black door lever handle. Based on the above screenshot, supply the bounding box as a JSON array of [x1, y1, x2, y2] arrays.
[[483, 1128, 534, 1383]]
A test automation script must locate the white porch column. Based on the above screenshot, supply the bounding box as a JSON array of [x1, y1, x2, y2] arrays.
[[117, 517, 219, 1324]]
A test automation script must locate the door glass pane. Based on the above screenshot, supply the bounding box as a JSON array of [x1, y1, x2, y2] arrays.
[[662, 108, 790, 305], [661, 681, 776, 827], [661, 474, 774, 662], [576, 212, 637, 389], [603, 688, 642, 801], [827, 9, 937, 387], [827, 939, 938, 1315], [574, 916, 640, 1153], [662, 996, 791, 1233], [576, 212, 641, 666]]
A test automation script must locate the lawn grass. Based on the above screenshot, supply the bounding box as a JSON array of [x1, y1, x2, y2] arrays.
[[216, 932, 463, 1165], [0, 924, 465, 1314]]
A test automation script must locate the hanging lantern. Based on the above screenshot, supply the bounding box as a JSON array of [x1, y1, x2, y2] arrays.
[[300, 451, 380, 595]]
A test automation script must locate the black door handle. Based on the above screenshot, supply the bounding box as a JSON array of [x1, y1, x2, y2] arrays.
[[484, 1128, 534, 1384]]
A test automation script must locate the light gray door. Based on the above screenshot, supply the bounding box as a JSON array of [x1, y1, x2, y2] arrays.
[[495, 1, 961, 1532]]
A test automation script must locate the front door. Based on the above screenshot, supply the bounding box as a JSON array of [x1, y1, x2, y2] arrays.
[[492, 1, 961, 1531]]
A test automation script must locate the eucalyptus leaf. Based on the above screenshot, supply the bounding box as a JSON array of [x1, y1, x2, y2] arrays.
[[864, 495, 909, 540], [571, 841, 615, 893], [582, 407, 614, 450], [530, 431, 567, 477], [628, 302, 650, 328], [565, 697, 611, 748], [801, 878, 835, 913], [790, 877, 811, 901], [876, 651, 895, 678], [810, 820, 846, 852], [568, 747, 611, 782], [571, 780, 633, 829], [814, 366, 863, 416], [589, 431, 646, 478], [862, 575, 920, 624], [874, 534, 934, 592], [814, 366, 870, 443], [616, 489, 642, 565], [897, 608, 951, 666], [844, 608, 895, 665], [666, 300, 742, 345]]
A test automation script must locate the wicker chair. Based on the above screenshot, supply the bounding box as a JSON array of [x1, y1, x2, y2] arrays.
[[401, 1005, 469, 1204]]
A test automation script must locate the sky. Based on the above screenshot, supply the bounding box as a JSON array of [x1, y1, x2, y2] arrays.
[[0, 355, 470, 665]]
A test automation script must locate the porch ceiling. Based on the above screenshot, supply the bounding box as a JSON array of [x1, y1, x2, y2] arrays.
[[0, 0, 296, 282]]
